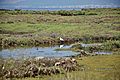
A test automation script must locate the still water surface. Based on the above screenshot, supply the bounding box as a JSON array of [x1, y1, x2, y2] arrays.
[[0, 43, 112, 59], [0, 44, 79, 59]]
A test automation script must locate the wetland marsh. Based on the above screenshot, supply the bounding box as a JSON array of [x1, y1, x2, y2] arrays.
[[0, 8, 120, 80]]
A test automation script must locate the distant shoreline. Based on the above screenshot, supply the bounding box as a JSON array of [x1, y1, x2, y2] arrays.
[[0, 5, 120, 11]]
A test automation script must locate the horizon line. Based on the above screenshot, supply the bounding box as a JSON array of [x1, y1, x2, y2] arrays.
[[0, 4, 120, 10]]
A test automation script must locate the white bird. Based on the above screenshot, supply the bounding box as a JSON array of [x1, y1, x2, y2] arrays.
[[2, 66, 5, 70], [60, 37, 64, 41]]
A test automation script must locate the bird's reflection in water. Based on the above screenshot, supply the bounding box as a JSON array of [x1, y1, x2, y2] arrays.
[[59, 44, 64, 48]]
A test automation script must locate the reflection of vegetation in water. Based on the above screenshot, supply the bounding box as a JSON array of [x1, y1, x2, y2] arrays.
[[54, 48, 70, 51]]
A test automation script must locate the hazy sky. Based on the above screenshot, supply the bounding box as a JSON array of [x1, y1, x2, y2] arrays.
[[0, 0, 120, 9]]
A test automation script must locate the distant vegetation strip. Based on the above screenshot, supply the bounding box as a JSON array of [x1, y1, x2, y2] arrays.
[[0, 8, 110, 16]]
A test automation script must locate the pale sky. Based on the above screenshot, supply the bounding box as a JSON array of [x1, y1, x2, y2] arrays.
[[0, 0, 120, 9]]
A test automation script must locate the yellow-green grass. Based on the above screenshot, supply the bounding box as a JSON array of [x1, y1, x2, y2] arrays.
[[0, 8, 120, 36], [0, 22, 120, 37]]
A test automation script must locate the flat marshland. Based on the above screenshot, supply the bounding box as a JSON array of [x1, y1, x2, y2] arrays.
[[0, 8, 120, 47], [0, 8, 120, 80]]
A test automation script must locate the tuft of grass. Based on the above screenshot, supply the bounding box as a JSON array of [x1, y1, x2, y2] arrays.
[[102, 40, 120, 50]]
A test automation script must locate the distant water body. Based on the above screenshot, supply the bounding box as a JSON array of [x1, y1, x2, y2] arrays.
[[17, 6, 120, 11], [1, 5, 120, 11], [0, 7, 82, 10]]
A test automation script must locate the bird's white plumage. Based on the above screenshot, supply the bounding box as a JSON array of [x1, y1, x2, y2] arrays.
[[60, 37, 64, 41]]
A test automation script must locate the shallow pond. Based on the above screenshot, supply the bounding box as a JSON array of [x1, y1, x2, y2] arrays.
[[0, 44, 79, 59], [81, 43, 102, 47], [0, 43, 113, 59], [95, 51, 112, 54]]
